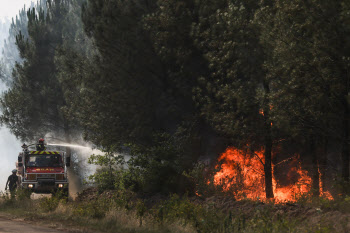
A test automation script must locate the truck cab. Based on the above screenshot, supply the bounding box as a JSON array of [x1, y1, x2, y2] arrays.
[[17, 148, 70, 196]]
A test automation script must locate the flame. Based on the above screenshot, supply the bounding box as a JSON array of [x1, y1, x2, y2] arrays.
[[213, 147, 333, 203], [259, 109, 265, 116], [318, 167, 333, 200]]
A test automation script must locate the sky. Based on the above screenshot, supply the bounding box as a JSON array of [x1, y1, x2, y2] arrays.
[[0, 0, 33, 20], [0, 0, 31, 191]]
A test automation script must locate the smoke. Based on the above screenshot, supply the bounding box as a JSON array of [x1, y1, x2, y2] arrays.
[[46, 140, 104, 198], [0, 1, 40, 191], [0, 128, 22, 191], [0, 16, 22, 191], [0, 1, 109, 196]]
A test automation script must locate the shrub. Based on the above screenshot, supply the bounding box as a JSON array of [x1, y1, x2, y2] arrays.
[[73, 201, 107, 218], [15, 188, 32, 200]]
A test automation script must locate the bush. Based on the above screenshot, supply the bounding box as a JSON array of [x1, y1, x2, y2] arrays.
[[88, 149, 125, 192], [15, 188, 32, 200], [183, 162, 227, 197], [39, 190, 68, 212], [73, 200, 107, 218]]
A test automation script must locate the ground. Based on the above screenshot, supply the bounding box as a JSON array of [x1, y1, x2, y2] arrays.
[[0, 213, 79, 233], [0, 188, 350, 232]]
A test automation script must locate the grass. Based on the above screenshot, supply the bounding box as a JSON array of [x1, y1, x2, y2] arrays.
[[0, 189, 349, 233]]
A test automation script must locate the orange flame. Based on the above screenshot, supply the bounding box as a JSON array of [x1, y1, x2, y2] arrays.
[[213, 147, 333, 203]]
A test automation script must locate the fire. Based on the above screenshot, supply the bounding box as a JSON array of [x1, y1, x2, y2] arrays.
[[213, 148, 265, 200], [213, 147, 333, 203]]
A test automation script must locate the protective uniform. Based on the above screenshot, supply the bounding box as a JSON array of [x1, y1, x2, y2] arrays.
[[36, 138, 46, 151], [5, 169, 19, 197], [7, 174, 18, 191]]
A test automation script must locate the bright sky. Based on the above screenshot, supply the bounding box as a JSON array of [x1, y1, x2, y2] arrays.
[[0, 0, 33, 19]]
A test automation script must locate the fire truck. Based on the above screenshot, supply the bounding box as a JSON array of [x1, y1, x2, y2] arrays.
[[16, 143, 70, 196]]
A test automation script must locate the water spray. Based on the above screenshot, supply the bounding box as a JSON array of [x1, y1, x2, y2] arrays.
[[46, 142, 104, 199], [47, 143, 93, 150]]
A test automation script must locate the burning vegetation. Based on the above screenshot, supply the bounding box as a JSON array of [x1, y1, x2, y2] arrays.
[[212, 147, 333, 203]]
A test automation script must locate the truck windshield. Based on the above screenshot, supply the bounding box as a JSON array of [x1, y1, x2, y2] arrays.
[[26, 154, 63, 167]]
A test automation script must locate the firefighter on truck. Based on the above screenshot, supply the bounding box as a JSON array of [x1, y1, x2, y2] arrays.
[[16, 138, 70, 196], [36, 138, 46, 151]]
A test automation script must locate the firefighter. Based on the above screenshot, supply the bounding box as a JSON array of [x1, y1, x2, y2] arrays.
[[36, 138, 46, 151], [5, 169, 19, 197]]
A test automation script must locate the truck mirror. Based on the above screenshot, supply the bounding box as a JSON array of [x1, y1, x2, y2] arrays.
[[18, 162, 23, 167], [18, 156, 22, 162], [66, 157, 71, 167]]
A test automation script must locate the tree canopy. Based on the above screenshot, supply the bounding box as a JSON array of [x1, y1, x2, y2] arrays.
[[1, 0, 350, 196]]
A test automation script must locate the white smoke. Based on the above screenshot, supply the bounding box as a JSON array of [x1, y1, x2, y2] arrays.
[[0, 19, 22, 191], [0, 1, 117, 195], [46, 140, 104, 179], [0, 0, 33, 19], [45, 138, 104, 197], [0, 127, 22, 191], [0, 0, 35, 191]]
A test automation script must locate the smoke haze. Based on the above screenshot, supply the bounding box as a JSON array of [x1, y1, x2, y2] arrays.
[[0, 1, 31, 191], [0, 0, 32, 18]]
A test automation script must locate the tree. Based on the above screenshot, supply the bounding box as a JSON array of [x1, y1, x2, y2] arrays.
[[188, 0, 275, 198], [1, 0, 78, 142], [259, 0, 350, 192], [0, 6, 29, 85]]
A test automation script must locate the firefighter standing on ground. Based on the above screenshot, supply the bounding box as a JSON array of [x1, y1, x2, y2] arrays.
[[5, 169, 19, 197]]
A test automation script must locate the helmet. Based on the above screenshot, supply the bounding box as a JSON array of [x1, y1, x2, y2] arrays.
[[12, 169, 17, 173], [39, 138, 45, 143]]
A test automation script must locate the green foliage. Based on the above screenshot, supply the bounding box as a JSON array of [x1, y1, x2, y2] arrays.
[[183, 162, 225, 197], [153, 194, 204, 225], [88, 149, 125, 191], [88, 131, 199, 194], [39, 196, 60, 212], [126, 133, 195, 194], [15, 188, 32, 200], [39, 190, 67, 212], [136, 200, 147, 226], [0, 0, 79, 141], [331, 178, 350, 196], [3, 189, 350, 233], [73, 199, 109, 218], [3, 0, 350, 198]]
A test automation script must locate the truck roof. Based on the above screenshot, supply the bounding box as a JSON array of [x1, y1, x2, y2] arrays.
[[29, 151, 61, 155]]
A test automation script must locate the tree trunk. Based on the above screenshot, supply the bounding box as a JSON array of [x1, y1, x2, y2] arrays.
[[264, 132, 274, 199], [263, 80, 274, 199], [342, 99, 350, 182], [64, 121, 71, 158], [319, 137, 328, 193], [310, 137, 320, 197]]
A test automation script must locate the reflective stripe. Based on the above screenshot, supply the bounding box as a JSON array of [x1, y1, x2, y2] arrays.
[[29, 151, 60, 155]]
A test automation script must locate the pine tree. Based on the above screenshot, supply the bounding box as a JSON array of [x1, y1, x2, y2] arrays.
[[259, 0, 350, 190], [1, 0, 76, 141]]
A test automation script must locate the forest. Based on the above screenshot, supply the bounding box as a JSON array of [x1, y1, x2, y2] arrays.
[[0, 0, 350, 202]]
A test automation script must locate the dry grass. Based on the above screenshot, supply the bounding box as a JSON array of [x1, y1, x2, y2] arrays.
[[1, 190, 350, 233]]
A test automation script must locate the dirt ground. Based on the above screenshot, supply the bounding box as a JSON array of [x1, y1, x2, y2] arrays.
[[0, 216, 69, 233]]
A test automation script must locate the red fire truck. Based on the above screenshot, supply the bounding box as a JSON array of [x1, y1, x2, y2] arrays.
[[16, 144, 70, 196]]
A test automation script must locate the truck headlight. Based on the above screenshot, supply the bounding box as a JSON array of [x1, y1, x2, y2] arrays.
[[28, 184, 33, 188], [58, 184, 63, 188]]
